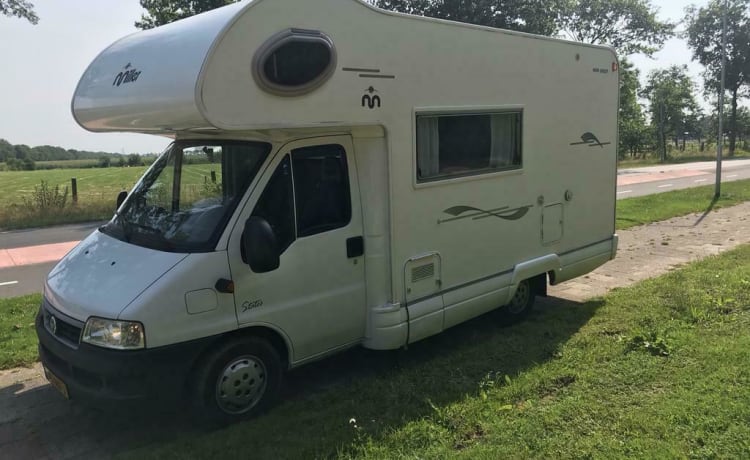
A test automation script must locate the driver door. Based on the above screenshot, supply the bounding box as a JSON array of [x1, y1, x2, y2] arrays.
[[227, 136, 366, 363]]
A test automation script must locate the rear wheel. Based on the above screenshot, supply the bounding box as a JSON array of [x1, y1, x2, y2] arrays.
[[498, 278, 535, 325], [191, 336, 282, 423]]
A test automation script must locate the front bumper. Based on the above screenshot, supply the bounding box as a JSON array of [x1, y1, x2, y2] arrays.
[[35, 301, 213, 404]]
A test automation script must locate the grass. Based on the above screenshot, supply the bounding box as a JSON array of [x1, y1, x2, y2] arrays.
[[101, 244, 750, 459], [0, 166, 148, 207], [616, 178, 750, 230], [0, 164, 221, 230], [0, 294, 41, 369]]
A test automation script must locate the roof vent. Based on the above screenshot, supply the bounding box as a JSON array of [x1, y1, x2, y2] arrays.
[[252, 28, 336, 97]]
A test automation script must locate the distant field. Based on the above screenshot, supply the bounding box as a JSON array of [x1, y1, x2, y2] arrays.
[[0, 167, 149, 207], [0, 164, 223, 229], [35, 159, 101, 169]]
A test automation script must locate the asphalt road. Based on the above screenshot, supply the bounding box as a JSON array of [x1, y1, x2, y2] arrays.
[[616, 158, 750, 198]]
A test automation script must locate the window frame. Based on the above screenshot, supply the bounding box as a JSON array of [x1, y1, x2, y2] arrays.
[[413, 106, 524, 187], [291, 144, 352, 238], [252, 28, 337, 97]]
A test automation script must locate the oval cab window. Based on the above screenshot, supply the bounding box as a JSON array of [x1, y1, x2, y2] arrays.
[[253, 29, 337, 96]]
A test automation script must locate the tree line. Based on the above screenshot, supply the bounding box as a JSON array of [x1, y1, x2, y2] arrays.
[[0, 139, 148, 171], [5, 0, 749, 162]]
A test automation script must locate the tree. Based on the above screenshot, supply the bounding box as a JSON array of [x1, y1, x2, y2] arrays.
[[136, 0, 238, 29], [641, 66, 700, 161], [618, 59, 649, 158], [127, 154, 143, 167], [0, 0, 38, 24], [685, 0, 750, 157], [558, 0, 673, 56], [374, 0, 567, 36]]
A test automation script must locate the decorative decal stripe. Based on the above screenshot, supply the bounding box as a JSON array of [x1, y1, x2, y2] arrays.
[[359, 74, 396, 79], [342, 67, 380, 73], [570, 132, 611, 148], [438, 205, 533, 224]]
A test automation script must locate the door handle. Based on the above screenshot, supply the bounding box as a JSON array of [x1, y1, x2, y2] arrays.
[[346, 236, 364, 258]]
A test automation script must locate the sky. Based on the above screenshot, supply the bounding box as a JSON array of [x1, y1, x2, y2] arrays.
[[0, 0, 715, 154]]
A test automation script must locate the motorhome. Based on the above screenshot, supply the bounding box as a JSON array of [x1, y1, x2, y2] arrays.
[[36, 0, 618, 421]]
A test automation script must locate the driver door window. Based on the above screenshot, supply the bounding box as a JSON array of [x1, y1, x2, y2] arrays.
[[251, 155, 295, 252]]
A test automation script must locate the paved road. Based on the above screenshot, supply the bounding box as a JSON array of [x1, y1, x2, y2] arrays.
[[617, 158, 750, 198], [0, 223, 102, 298]]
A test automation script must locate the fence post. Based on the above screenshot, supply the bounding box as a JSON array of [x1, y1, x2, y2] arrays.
[[71, 178, 78, 204], [211, 171, 217, 183]]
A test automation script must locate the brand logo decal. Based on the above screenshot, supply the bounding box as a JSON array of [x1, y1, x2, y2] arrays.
[[361, 86, 381, 109], [438, 204, 533, 225], [570, 132, 611, 148], [241, 299, 263, 312], [49, 315, 57, 335], [112, 62, 141, 87]]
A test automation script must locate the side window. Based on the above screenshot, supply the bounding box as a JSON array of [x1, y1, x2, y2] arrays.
[[292, 144, 352, 237], [416, 111, 522, 182], [251, 155, 295, 252]]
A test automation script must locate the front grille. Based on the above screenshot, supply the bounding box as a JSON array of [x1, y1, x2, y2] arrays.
[[43, 300, 83, 348]]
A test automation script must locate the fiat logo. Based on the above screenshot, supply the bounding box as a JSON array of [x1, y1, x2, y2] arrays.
[[49, 315, 57, 335]]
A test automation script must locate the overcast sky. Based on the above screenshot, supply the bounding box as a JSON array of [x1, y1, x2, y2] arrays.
[[0, 0, 713, 154]]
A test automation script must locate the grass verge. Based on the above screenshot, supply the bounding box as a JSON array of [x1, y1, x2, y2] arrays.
[[107, 244, 750, 459], [0, 294, 41, 370], [617, 178, 750, 230]]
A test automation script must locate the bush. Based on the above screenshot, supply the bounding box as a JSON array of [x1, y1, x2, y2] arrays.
[[21, 180, 68, 210]]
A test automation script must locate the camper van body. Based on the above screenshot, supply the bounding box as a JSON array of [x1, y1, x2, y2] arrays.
[[36, 0, 618, 418]]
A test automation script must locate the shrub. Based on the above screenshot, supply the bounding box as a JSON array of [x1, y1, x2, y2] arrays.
[[21, 180, 68, 210]]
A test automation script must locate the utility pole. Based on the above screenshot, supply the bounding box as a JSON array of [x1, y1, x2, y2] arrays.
[[659, 98, 666, 162], [715, 0, 727, 198]]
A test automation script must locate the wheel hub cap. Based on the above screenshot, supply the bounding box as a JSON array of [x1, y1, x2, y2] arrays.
[[215, 355, 267, 414]]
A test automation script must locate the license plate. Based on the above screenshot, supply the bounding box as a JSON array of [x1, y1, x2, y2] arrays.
[[43, 366, 69, 400]]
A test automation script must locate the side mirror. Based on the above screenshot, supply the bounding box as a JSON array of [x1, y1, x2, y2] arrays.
[[116, 191, 128, 210], [243, 216, 280, 273]]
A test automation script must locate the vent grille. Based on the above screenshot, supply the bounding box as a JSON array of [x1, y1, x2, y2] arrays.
[[411, 263, 435, 283]]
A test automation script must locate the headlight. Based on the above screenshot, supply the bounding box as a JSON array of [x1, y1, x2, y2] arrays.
[[82, 317, 145, 350]]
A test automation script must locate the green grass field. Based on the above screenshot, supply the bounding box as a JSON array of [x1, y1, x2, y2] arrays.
[[0, 164, 222, 229], [0, 166, 148, 207]]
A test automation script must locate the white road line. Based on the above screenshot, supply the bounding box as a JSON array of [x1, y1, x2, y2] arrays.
[[658, 184, 673, 188], [0, 281, 19, 287], [694, 179, 708, 183], [727, 174, 738, 178], [617, 190, 632, 195]]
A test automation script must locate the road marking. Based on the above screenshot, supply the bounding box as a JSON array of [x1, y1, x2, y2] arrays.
[[694, 179, 708, 183], [617, 190, 632, 195], [658, 184, 673, 188], [0, 281, 19, 287], [727, 174, 738, 178]]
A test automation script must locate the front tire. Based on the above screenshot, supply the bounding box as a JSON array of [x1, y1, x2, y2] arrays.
[[192, 336, 282, 423], [498, 279, 535, 325]]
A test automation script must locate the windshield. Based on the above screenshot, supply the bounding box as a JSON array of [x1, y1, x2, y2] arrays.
[[101, 140, 272, 252]]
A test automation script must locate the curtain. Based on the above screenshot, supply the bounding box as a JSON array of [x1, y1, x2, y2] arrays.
[[417, 116, 440, 178], [489, 114, 516, 168]]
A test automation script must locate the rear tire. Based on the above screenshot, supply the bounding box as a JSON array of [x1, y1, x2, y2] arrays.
[[191, 336, 282, 424], [498, 279, 535, 325]]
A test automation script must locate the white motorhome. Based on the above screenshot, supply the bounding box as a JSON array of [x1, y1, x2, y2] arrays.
[[36, 0, 618, 420]]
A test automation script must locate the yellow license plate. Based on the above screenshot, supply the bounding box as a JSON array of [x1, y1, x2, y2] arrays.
[[43, 366, 69, 400]]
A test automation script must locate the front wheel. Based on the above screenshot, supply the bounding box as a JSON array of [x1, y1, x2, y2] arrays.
[[498, 279, 535, 325], [191, 336, 283, 423]]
